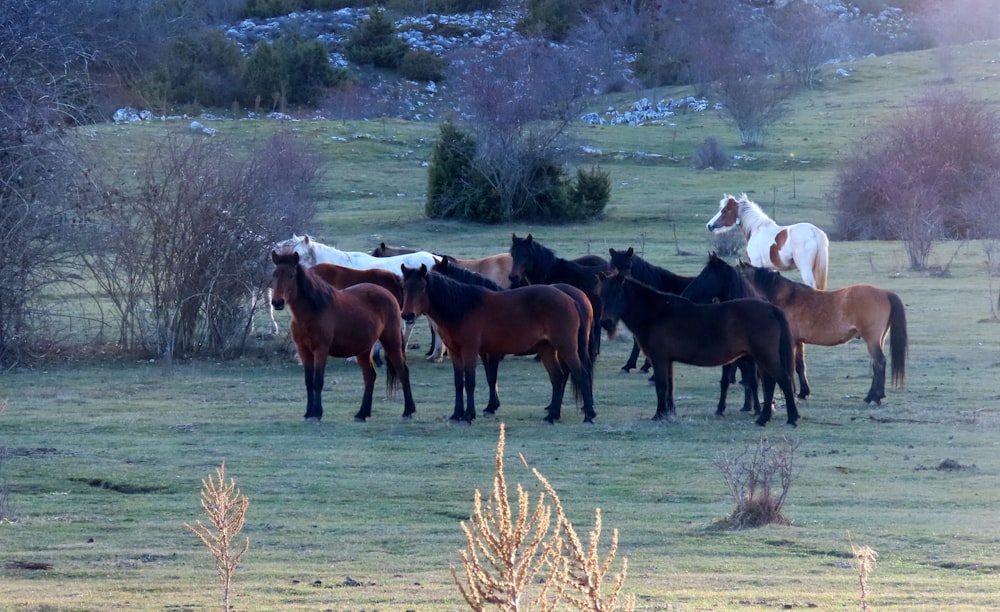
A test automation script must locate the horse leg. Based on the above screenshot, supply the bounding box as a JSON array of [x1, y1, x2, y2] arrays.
[[795, 341, 811, 399], [402, 319, 416, 350], [354, 351, 376, 422], [640, 357, 652, 374], [482, 355, 502, 414], [302, 352, 326, 421], [651, 361, 676, 421], [864, 344, 888, 405], [426, 318, 446, 362], [737, 357, 760, 414], [449, 358, 466, 422], [716, 364, 735, 416], [462, 358, 478, 422], [537, 347, 566, 423], [756, 376, 776, 426], [621, 339, 642, 372]]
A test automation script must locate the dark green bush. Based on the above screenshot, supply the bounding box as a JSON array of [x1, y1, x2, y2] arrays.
[[567, 166, 610, 219], [343, 6, 409, 69], [142, 28, 245, 109], [242, 35, 339, 109], [426, 123, 609, 224], [399, 50, 447, 82]]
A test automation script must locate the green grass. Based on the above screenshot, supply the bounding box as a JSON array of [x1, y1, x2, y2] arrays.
[[3, 40, 1000, 610]]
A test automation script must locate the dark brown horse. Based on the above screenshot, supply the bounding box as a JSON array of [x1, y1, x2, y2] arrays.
[[607, 247, 693, 373], [737, 261, 907, 404], [679, 252, 762, 416], [270, 251, 416, 421], [509, 233, 608, 356], [401, 263, 595, 424], [431, 257, 596, 417], [598, 271, 799, 427]]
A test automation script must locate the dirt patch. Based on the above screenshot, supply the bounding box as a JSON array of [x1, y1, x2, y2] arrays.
[[71, 478, 170, 494]]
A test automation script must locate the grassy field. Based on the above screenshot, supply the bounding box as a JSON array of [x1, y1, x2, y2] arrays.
[[2, 40, 1000, 611]]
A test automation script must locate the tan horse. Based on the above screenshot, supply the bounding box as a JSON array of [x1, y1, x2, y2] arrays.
[[372, 241, 514, 289], [737, 261, 907, 405]]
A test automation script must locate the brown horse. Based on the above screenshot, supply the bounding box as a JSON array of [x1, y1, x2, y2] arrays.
[[372, 241, 515, 289], [598, 271, 799, 427], [430, 257, 596, 417], [400, 263, 595, 424], [737, 261, 907, 404], [270, 251, 416, 421]]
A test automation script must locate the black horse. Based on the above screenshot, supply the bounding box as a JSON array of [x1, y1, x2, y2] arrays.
[[607, 247, 693, 373], [680, 252, 764, 416], [509, 233, 608, 357], [598, 271, 799, 427]]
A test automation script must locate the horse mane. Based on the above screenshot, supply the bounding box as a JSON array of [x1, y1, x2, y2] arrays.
[[516, 236, 557, 273], [708, 254, 757, 300], [734, 194, 772, 227], [433, 258, 504, 291], [425, 270, 488, 324], [622, 275, 680, 318], [744, 265, 784, 301], [295, 261, 334, 310]]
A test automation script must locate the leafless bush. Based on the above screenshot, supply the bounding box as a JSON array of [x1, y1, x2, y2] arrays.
[[447, 39, 593, 221], [771, 1, 852, 89], [849, 535, 878, 612], [711, 58, 792, 148], [834, 91, 1000, 269], [80, 132, 319, 359], [714, 436, 800, 528], [692, 137, 729, 170], [452, 424, 634, 611]]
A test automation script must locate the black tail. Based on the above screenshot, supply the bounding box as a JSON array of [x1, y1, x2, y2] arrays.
[[888, 291, 907, 388], [385, 358, 401, 399]]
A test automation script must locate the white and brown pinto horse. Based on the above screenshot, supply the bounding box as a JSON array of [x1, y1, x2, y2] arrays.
[[707, 193, 830, 290]]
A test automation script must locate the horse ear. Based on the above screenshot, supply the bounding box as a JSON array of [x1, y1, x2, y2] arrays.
[[526, 233, 533, 243], [512, 232, 517, 241], [420, 263, 427, 274], [271, 250, 280, 264], [400, 263, 409, 275], [626, 247, 634, 257], [608, 248, 616, 256]]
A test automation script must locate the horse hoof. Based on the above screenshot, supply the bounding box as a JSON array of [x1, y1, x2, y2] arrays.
[[401, 414, 413, 420], [543, 417, 557, 424], [715, 411, 725, 418], [354, 416, 367, 423], [785, 422, 798, 428], [754, 419, 768, 427], [583, 416, 594, 424]]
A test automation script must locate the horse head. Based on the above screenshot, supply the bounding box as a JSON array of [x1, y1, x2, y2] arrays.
[[607, 247, 636, 276], [706, 195, 741, 233], [595, 269, 627, 340], [270, 250, 302, 311], [400, 263, 430, 324], [508, 233, 535, 287]]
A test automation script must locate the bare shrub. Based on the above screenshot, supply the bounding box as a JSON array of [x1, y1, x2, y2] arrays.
[[184, 463, 250, 612], [849, 536, 878, 612], [711, 58, 792, 148], [834, 91, 1000, 269], [771, 1, 852, 89], [80, 132, 319, 358], [452, 423, 634, 611], [692, 137, 729, 170], [713, 436, 800, 528]]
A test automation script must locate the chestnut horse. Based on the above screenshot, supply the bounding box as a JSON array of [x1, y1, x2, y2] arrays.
[[707, 193, 830, 290], [401, 263, 595, 424], [270, 251, 416, 421], [430, 257, 596, 417], [598, 271, 799, 427], [373, 241, 515, 290], [737, 261, 907, 404], [277, 234, 445, 361]]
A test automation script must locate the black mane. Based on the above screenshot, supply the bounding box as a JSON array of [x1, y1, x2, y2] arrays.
[[424, 270, 488, 324], [433, 258, 504, 291]]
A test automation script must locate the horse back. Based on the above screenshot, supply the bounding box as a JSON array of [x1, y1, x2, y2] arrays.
[[471, 285, 581, 354], [312, 263, 403, 304]]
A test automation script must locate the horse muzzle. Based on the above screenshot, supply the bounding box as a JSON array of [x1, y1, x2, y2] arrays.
[[271, 299, 285, 311], [600, 318, 618, 340], [401, 312, 416, 324]]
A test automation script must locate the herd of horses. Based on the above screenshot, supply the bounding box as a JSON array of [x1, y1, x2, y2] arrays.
[[268, 194, 908, 428]]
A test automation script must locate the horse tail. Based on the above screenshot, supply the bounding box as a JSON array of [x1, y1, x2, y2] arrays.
[[571, 296, 594, 405], [888, 291, 907, 388], [813, 229, 830, 290], [384, 350, 401, 399], [774, 307, 796, 396]]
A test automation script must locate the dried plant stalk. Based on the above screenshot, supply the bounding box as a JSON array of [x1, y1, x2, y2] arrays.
[[849, 534, 878, 612], [184, 462, 250, 611]]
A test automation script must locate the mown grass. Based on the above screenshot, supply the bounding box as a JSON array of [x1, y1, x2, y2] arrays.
[[2, 40, 1000, 611]]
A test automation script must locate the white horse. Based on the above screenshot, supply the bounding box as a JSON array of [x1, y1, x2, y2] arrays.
[[271, 235, 446, 361], [706, 193, 829, 290]]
